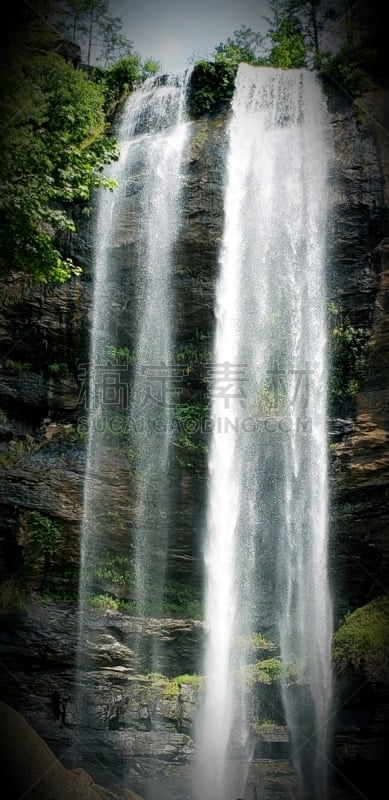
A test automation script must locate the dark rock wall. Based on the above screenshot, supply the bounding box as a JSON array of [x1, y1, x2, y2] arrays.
[[329, 91, 389, 622]]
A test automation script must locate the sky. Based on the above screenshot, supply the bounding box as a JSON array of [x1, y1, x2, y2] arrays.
[[108, 0, 272, 73]]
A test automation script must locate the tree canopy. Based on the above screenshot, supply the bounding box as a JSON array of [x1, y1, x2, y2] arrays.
[[0, 1, 160, 283], [212, 25, 266, 66], [0, 6, 119, 282], [202, 0, 379, 94], [53, 0, 134, 65]]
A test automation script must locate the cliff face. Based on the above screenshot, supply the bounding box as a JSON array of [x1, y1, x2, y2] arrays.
[[329, 92, 389, 618], [0, 83, 388, 798]]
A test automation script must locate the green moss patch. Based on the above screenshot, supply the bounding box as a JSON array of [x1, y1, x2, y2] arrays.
[[136, 672, 204, 696], [333, 596, 389, 661]]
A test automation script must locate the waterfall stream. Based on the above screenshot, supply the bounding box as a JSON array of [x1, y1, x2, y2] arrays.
[[77, 68, 192, 716], [195, 64, 332, 800]]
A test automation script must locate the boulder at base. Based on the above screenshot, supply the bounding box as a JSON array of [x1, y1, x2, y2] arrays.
[[0, 700, 143, 800]]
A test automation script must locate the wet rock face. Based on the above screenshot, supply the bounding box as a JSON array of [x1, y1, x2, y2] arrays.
[[328, 96, 385, 327], [327, 90, 389, 797], [329, 92, 389, 621], [0, 603, 202, 796]]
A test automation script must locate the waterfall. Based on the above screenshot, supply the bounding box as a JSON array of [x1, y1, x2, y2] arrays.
[[77, 69, 192, 721], [128, 71, 192, 656], [195, 64, 332, 800]]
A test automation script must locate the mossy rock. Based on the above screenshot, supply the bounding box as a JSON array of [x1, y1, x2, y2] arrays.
[[333, 596, 389, 663]]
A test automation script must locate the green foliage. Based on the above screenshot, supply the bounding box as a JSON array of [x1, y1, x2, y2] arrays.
[[333, 596, 389, 661], [188, 60, 238, 119], [328, 302, 369, 404], [184, 600, 203, 619], [88, 593, 135, 611], [89, 569, 201, 619], [253, 718, 278, 730], [118, 599, 136, 612], [105, 344, 135, 364], [244, 658, 278, 684], [141, 58, 161, 80], [101, 53, 160, 111], [43, 422, 88, 445], [189, 1, 378, 122], [188, 15, 306, 118], [268, 16, 307, 68], [30, 512, 60, 556], [175, 344, 212, 366], [163, 596, 203, 619], [142, 672, 166, 684], [0, 580, 27, 611], [54, 0, 134, 66], [138, 672, 204, 695], [314, 46, 376, 96], [0, 438, 36, 468], [93, 555, 134, 586], [124, 575, 202, 619], [48, 362, 70, 378], [3, 359, 32, 373], [174, 673, 204, 685], [251, 633, 272, 649], [96, 12, 134, 66], [0, 20, 119, 283], [244, 657, 297, 685], [235, 632, 275, 650], [88, 593, 119, 610], [35, 589, 76, 605], [279, 0, 338, 55], [161, 673, 204, 694], [173, 403, 209, 453], [213, 25, 266, 66]]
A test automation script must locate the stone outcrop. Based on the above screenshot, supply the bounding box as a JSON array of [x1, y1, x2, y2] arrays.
[[0, 699, 143, 800]]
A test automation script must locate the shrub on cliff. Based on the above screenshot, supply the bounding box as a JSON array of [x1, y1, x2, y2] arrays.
[[314, 46, 376, 96], [0, 12, 118, 283], [101, 54, 160, 113], [188, 60, 238, 118]]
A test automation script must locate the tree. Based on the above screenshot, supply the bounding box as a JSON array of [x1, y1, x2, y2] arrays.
[[97, 15, 134, 66], [267, 13, 307, 67], [277, 0, 338, 55], [101, 54, 161, 112], [54, 0, 133, 65], [55, 0, 90, 46], [212, 25, 266, 65], [0, 14, 118, 282], [141, 58, 161, 81]]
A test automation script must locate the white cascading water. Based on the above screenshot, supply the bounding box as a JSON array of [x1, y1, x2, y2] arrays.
[[195, 64, 332, 800], [128, 71, 192, 634], [77, 69, 192, 718]]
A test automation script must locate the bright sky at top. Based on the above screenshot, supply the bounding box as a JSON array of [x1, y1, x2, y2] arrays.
[[108, 0, 272, 73]]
